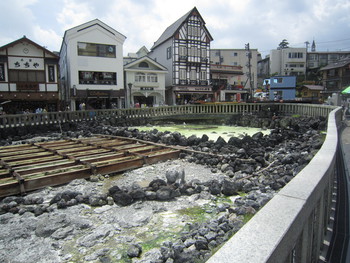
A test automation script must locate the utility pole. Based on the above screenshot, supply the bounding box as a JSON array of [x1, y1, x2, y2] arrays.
[[245, 43, 253, 100]]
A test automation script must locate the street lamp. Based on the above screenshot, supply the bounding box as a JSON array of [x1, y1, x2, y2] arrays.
[[127, 83, 132, 108]]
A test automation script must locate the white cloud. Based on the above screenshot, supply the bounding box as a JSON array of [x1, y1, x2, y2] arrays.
[[0, 0, 349, 57], [57, 0, 94, 30], [32, 25, 63, 52]]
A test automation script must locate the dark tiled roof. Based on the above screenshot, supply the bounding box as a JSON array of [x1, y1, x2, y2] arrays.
[[151, 7, 212, 50], [151, 9, 192, 50], [302, 85, 324, 91], [320, 57, 350, 71]]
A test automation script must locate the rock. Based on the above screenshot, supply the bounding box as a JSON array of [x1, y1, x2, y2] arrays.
[[89, 194, 107, 207], [165, 166, 185, 185], [149, 179, 167, 191], [112, 192, 133, 206], [108, 185, 121, 195], [51, 226, 74, 240], [208, 180, 221, 195], [129, 188, 146, 200], [127, 243, 142, 258], [156, 187, 174, 201], [195, 237, 209, 250], [35, 214, 70, 238]]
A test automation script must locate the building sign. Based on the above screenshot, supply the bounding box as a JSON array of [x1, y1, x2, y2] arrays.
[[48, 65, 55, 82], [8, 57, 44, 70], [0, 64, 5, 81], [87, 90, 111, 97], [17, 83, 39, 91], [140, 87, 154, 91], [174, 86, 212, 92]]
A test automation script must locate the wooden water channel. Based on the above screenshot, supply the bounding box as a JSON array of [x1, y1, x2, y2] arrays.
[[0, 135, 181, 198]]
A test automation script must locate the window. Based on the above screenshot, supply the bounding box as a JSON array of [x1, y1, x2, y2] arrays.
[[190, 70, 196, 80], [188, 25, 200, 37], [135, 72, 146, 82], [308, 54, 318, 60], [179, 69, 186, 80], [233, 52, 238, 56], [77, 42, 116, 58], [139, 62, 149, 68], [9, 70, 45, 82], [288, 52, 303, 58], [215, 51, 220, 56], [147, 73, 158, 82], [273, 77, 283, 83], [201, 48, 207, 58], [79, 71, 117, 85], [200, 71, 206, 80], [0, 64, 5, 81], [179, 46, 187, 56], [167, 47, 172, 59], [190, 46, 199, 57]]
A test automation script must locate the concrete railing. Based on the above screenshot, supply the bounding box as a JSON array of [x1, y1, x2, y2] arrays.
[[207, 106, 342, 263], [0, 103, 336, 128]]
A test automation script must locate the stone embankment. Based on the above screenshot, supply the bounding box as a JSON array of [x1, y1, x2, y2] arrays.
[[0, 115, 327, 262]]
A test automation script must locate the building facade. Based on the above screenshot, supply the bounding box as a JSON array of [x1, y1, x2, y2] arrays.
[[269, 75, 296, 101], [149, 7, 213, 105], [320, 57, 350, 98], [269, 47, 307, 76], [124, 55, 168, 107], [0, 36, 60, 114], [307, 51, 350, 69], [59, 19, 126, 111], [210, 64, 245, 102], [210, 48, 260, 95]]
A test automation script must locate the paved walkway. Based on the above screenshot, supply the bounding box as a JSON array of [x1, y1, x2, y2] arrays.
[[327, 119, 350, 262]]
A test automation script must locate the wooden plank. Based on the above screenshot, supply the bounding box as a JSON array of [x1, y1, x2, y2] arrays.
[[0, 151, 54, 162], [95, 157, 145, 175], [15, 160, 77, 176], [0, 148, 44, 157], [6, 155, 63, 167]]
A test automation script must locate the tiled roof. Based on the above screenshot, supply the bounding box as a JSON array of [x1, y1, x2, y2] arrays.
[[151, 9, 193, 50], [151, 7, 212, 50], [320, 57, 350, 71], [302, 85, 324, 91]]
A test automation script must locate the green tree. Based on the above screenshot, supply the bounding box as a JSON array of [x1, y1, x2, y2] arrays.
[[278, 39, 289, 49]]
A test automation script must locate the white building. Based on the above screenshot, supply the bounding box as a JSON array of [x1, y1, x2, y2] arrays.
[[270, 47, 307, 76], [59, 19, 126, 110], [124, 55, 168, 107], [0, 36, 60, 113]]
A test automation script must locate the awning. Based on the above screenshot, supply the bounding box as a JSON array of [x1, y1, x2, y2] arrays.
[[341, 86, 350, 94]]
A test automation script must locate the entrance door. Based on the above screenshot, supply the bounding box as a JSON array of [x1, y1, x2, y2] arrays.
[[134, 96, 154, 107]]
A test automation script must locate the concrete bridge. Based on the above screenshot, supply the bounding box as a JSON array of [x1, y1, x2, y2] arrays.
[[0, 103, 343, 262]]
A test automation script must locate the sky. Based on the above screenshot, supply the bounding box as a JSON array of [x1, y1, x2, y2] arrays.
[[1, 0, 350, 58]]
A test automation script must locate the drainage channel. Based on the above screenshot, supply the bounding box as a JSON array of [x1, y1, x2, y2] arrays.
[[0, 135, 180, 198]]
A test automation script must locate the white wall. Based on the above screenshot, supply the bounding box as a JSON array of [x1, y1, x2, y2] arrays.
[[65, 26, 125, 91]]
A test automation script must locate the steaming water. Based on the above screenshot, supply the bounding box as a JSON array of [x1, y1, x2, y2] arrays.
[[131, 124, 270, 141]]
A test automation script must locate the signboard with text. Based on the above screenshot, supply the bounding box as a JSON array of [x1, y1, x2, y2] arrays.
[[8, 57, 44, 70]]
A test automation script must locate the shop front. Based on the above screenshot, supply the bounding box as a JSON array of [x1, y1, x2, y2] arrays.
[[73, 89, 124, 110], [131, 87, 165, 107], [173, 86, 213, 105]]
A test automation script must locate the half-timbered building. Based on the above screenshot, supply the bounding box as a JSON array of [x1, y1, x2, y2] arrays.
[[149, 7, 213, 105]]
